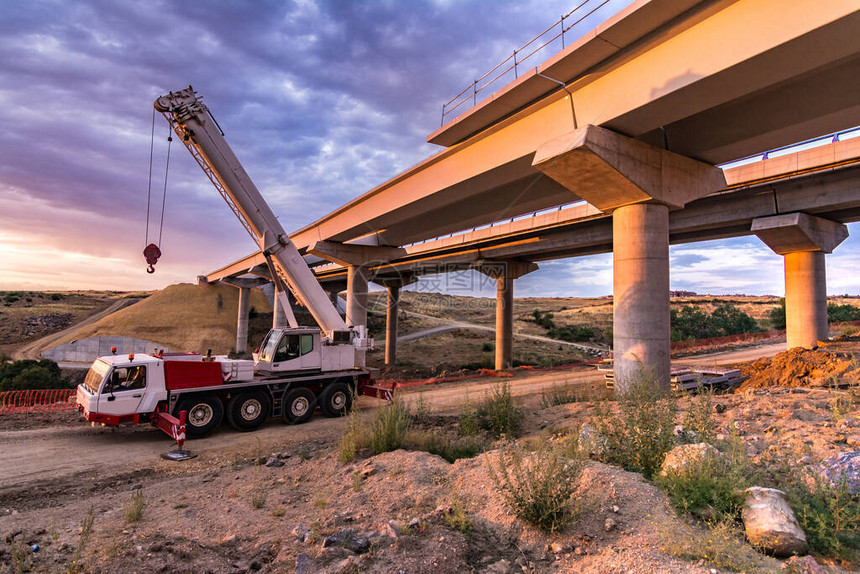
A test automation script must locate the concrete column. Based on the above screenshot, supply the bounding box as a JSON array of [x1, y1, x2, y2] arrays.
[[785, 251, 828, 349], [495, 274, 514, 370], [385, 284, 400, 365], [273, 284, 288, 329], [613, 202, 671, 393], [236, 287, 250, 353], [346, 265, 368, 328], [752, 212, 848, 350]]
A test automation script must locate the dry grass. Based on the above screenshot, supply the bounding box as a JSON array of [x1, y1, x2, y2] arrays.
[[52, 284, 272, 354]]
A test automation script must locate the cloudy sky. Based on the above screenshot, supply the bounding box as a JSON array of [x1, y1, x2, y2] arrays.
[[1, 0, 857, 298]]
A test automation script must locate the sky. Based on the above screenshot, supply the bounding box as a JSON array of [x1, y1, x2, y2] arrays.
[[0, 0, 858, 299]]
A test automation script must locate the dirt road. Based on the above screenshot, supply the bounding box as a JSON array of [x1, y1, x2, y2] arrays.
[[0, 342, 784, 498], [10, 298, 139, 361]]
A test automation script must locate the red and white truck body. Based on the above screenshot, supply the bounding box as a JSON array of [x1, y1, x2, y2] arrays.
[[76, 327, 389, 439]]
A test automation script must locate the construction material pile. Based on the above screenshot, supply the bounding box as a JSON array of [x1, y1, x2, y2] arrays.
[[738, 347, 859, 391]]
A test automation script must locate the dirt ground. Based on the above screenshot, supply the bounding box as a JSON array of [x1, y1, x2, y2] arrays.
[[2, 342, 860, 573]]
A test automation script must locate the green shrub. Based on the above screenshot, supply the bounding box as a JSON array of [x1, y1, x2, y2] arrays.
[[487, 441, 586, 533], [592, 371, 675, 479], [481, 342, 494, 353], [477, 380, 522, 438], [0, 359, 64, 392], [778, 465, 860, 560], [124, 490, 146, 522], [828, 303, 860, 323], [680, 387, 716, 444], [656, 444, 748, 523], [459, 395, 480, 436], [338, 402, 369, 463], [406, 430, 486, 462], [371, 394, 412, 454], [540, 383, 591, 407], [770, 299, 786, 330], [444, 494, 472, 532], [671, 303, 760, 341]]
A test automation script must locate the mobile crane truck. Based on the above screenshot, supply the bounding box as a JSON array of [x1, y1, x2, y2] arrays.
[[76, 87, 389, 450]]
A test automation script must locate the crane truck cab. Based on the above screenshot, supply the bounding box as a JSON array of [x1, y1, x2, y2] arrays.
[[255, 327, 360, 374]]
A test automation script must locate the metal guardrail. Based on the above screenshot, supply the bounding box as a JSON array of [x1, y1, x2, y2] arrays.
[[0, 389, 77, 414], [440, 0, 612, 127], [720, 126, 860, 168]]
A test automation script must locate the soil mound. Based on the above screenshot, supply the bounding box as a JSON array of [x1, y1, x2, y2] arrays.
[[738, 347, 859, 391], [51, 283, 271, 354]]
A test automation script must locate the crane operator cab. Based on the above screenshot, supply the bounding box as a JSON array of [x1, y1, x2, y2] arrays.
[[256, 327, 322, 373]]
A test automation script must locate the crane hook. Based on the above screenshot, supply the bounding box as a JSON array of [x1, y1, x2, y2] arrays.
[[143, 243, 162, 274]]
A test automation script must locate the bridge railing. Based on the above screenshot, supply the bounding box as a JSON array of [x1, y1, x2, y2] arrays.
[[440, 0, 613, 127], [0, 388, 77, 414]]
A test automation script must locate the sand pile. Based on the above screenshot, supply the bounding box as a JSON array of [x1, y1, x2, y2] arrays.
[[53, 283, 272, 354], [739, 347, 859, 391]]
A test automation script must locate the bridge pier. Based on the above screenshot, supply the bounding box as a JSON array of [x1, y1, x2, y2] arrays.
[[752, 213, 848, 349], [533, 125, 725, 392], [478, 261, 537, 370], [221, 277, 268, 353], [309, 241, 407, 332]]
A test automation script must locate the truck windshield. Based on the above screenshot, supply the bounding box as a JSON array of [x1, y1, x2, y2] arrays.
[[82, 360, 110, 394], [258, 331, 280, 363]]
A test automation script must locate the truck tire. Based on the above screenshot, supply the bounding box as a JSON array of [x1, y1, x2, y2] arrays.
[[176, 395, 223, 438], [226, 390, 270, 431], [281, 388, 316, 425], [319, 381, 352, 417]]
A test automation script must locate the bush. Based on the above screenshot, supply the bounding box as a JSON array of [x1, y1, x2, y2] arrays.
[[770, 299, 786, 330], [671, 303, 760, 341], [656, 442, 749, 523], [487, 441, 586, 533], [406, 430, 486, 462], [592, 371, 676, 479], [680, 388, 716, 444], [541, 383, 590, 408], [124, 490, 146, 522], [371, 394, 412, 454], [477, 380, 522, 438], [0, 359, 64, 392], [777, 465, 860, 560], [338, 403, 368, 463], [828, 303, 860, 323]]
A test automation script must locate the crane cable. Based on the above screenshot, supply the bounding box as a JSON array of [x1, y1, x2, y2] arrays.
[[143, 110, 173, 273]]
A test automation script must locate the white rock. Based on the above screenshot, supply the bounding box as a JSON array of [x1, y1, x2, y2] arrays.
[[660, 443, 723, 477], [741, 487, 807, 557]]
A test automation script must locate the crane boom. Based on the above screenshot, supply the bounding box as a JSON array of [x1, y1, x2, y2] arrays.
[[154, 87, 350, 340]]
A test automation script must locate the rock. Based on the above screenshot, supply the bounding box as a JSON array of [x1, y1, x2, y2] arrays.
[[291, 524, 311, 543], [578, 423, 606, 457], [611, 505, 620, 513], [295, 553, 313, 574], [382, 521, 402, 539], [660, 443, 723, 476], [550, 542, 565, 554], [714, 403, 726, 414], [484, 558, 513, 574], [407, 517, 421, 529], [742, 487, 808, 557], [323, 528, 370, 554], [604, 517, 617, 532], [264, 457, 284, 468], [846, 436, 860, 448], [782, 555, 824, 573], [276, 451, 291, 459], [818, 451, 860, 494], [360, 463, 376, 478]]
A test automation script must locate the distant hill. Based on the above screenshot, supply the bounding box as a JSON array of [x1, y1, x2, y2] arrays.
[[53, 283, 272, 354]]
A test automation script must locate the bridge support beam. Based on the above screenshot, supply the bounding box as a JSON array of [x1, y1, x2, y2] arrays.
[[308, 241, 407, 331], [236, 287, 250, 353], [752, 213, 848, 349], [221, 277, 268, 354], [533, 125, 725, 392], [478, 261, 538, 370]]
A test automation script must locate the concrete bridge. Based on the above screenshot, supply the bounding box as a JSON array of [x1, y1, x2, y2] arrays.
[[206, 0, 860, 391]]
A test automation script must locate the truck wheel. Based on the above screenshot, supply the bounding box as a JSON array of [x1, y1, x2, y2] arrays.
[[226, 391, 270, 431], [176, 396, 223, 438], [282, 388, 316, 425], [319, 382, 352, 417]]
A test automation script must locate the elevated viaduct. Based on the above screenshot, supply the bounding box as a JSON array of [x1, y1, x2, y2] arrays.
[[207, 0, 860, 391]]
